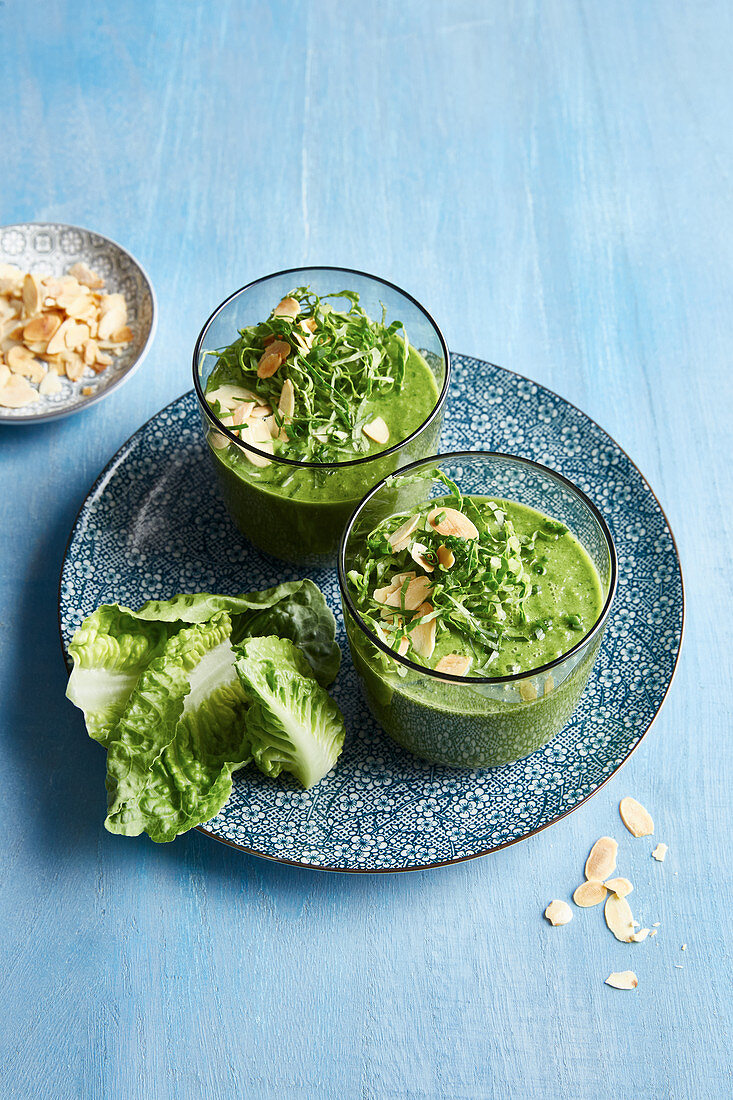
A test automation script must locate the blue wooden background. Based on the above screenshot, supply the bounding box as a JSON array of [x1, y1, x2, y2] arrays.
[[2, 1, 731, 1097]]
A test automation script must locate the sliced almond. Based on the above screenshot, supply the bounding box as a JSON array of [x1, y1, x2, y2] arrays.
[[272, 296, 300, 319], [207, 384, 259, 410], [64, 321, 91, 351], [0, 362, 10, 388], [519, 681, 538, 702], [240, 421, 274, 466], [409, 541, 434, 572], [572, 880, 607, 907], [22, 273, 43, 316], [250, 404, 273, 418], [97, 293, 127, 339], [278, 378, 295, 419], [231, 401, 256, 426], [604, 892, 635, 942], [619, 796, 654, 837], [68, 262, 105, 289], [632, 928, 650, 942], [585, 837, 618, 882], [383, 575, 432, 611], [604, 877, 633, 898], [64, 290, 95, 318], [437, 544, 455, 569], [389, 515, 419, 553], [7, 345, 39, 373], [39, 371, 63, 396], [362, 416, 389, 445], [46, 318, 75, 356], [544, 900, 573, 926], [410, 602, 436, 659], [82, 339, 98, 366], [0, 263, 24, 294], [62, 352, 86, 382], [605, 971, 638, 990], [23, 312, 62, 344], [109, 325, 133, 344], [0, 373, 40, 407], [651, 842, 668, 862], [257, 349, 284, 379], [301, 316, 317, 333], [427, 506, 479, 540], [91, 352, 113, 371], [373, 571, 416, 604], [434, 653, 472, 677], [293, 330, 313, 352]]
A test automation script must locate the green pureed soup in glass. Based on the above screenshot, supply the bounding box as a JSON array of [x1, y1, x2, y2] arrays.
[[201, 287, 441, 563], [344, 477, 608, 767]]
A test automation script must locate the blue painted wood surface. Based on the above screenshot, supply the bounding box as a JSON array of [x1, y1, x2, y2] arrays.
[[1, 1, 731, 1097]]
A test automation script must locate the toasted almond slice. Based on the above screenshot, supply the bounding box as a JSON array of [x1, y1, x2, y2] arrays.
[[207, 383, 259, 410], [301, 316, 317, 333], [55, 281, 87, 313], [619, 796, 654, 837], [585, 837, 618, 881], [410, 602, 436, 659], [272, 296, 300, 319], [651, 842, 668, 862], [63, 352, 86, 381], [0, 362, 10, 388], [383, 575, 432, 610], [109, 325, 133, 344], [649, 929, 658, 937], [544, 900, 573, 926], [363, 416, 389, 445], [46, 318, 75, 356], [97, 292, 127, 338], [389, 515, 419, 553], [409, 541, 434, 572], [0, 373, 40, 407], [23, 312, 62, 343], [632, 928, 650, 942], [605, 971, 638, 990], [573, 880, 607, 907], [293, 330, 314, 352], [231, 401, 256, 426], [64, 321, 91, 351], [39, 371, 63, 396], [278, 378, 295, 420], [91, 352, 113, 372], [257, 349, 284, 378], [82, 339, 98, 366], [68, 262, 105, 289], [7, 345, 38, 373], [0, 263, 24, 294], [250, 404, 273, 418], [434, 653, 472, 677], [604, 877, 633, 898], [65, 290, 95, 318], [373, 571, 417, 603], [519, 681, 538, 702], [264, 338, 290, 360], [604, 892, 635, 942], [427, 506, 479, 540], [240, 422, 273, 466], [374, 621, 409, 657], [437, 544, 455, 569], [22, 273, 43, 316]]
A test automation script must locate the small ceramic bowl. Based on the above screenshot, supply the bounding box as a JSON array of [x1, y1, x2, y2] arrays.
[[192, 267, 450, 565], [339, 451, 617, 768], [0, 222, 156, 424]]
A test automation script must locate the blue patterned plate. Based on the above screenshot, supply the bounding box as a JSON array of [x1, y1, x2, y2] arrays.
[[58, 356, 683, 872]]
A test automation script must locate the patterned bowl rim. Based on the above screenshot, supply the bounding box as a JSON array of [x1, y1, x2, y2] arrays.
[[0, 221, 158, 425], [56, 361, 685, 874], [191, 265, 451, 469], [338, 449, 618, 685]]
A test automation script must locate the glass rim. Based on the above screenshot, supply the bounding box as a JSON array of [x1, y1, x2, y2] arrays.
[[337, 449, 618, 686], [191, 265, 451, 470]]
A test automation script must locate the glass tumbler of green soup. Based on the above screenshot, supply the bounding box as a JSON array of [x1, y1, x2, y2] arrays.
[[192, 268, 450, 565], [339, 452, 617, 768]]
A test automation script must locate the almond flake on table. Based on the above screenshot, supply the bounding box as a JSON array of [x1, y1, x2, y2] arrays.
[[544, 899, 573, 926], [619, 796, 654, 837], [652, 843, 668, 861], [605, 971, 638, 990]]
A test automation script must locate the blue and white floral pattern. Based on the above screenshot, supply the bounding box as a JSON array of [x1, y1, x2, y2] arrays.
[[0, 222, 156, 423], [58, 356, 683, 871]]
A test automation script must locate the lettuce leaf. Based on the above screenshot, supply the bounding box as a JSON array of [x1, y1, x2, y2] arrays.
[[105, 612, 252, 842], [67, 580, 339, 745], [235, 636, 346, 790]]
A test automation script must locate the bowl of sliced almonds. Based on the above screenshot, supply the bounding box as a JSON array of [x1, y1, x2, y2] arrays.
[[0, 222, 156, 423]]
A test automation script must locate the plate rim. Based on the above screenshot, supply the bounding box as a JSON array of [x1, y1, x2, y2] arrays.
[[0, 221, 158, 425], [57, 357, 685, 873]]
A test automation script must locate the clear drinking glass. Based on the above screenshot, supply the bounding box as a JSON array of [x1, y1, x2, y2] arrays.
[[192, 267, 450, 565], [338, 452, 617, 768]]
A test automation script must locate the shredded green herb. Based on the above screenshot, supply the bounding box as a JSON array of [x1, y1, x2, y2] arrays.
[[205, 287, 409, 463], [348, 475, 579, 675]]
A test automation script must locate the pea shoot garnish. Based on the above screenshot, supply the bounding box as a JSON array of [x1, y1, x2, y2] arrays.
[[205, 287, 410, 464]]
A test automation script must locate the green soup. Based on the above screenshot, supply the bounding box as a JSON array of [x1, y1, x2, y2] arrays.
[[202, 290, 442, 563], [344, 493, 608, 767]]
